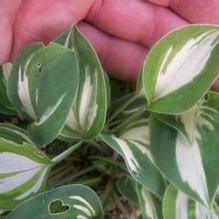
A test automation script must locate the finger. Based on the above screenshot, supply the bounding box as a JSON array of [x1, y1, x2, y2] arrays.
[[0, 0, 22, 63], [11, 0, 94, 60], [78, 22, 148, 81], [86, 0, 187, 47], [147, 0, 169, 6], [172, 0, 219, 24], [150, 0, 219, 24]]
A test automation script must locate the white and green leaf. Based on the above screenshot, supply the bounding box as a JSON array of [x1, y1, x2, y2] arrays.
[[101, 119, 165, 198], [7, 43, 79, 145], [57, 27, 108, 140], [163, 186, 219, 219], [0, 138, 52, 209], [142, 25, 219, 114], [149, 94, 219, 205], [136, 184, 162, 219], [6, 184, 104, 219], [0, 123, 32, 144]]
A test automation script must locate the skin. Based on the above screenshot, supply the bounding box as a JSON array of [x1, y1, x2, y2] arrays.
[[0, 0, 219, 89]]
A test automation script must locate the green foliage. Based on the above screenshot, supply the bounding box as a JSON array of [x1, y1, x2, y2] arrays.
[[163, 186, 219, 219], [0, 138, 52, 209], [1, 24, 219, 218], [7, 43, 79, 145], [149, 95, 219, 206], [6, 185, 103, 219], [142, 25, 219, 114], [57, 27, 108, 140]]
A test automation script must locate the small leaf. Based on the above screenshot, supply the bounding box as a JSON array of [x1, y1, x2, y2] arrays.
[[136, 184, 163, 219], [142, 25, 219, 114], [163, 185, 219, 219], [149, 94, 219, 205], [6, 184, 104, 219], [57, 27, 108, 140], [7, 43, 79, 145], [0, 138, 52, 209], [101, 119, 165, 198]]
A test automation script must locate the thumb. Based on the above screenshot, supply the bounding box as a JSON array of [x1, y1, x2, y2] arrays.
[[147, 0, 170, 6]]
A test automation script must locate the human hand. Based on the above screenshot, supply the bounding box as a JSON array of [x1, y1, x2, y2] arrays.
[[1, 0, 219, 89]]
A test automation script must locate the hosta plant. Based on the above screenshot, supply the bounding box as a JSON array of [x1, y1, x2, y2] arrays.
[[0, 24, 219, 218]]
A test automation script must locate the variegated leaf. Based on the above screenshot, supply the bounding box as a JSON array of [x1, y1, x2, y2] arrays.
[[101, 119, 165, 198], [6, 185, 104, 219], [7, 43, 79, 145], [163, 186, 219, 219], [154, 97, 217, 143], [0, 138, 52, 209], [0, 123, 32, 144], [0, 66, 15, 115], [142, 25, 219, 114], [149, 94, 219, 205], [56, 27, 108, 140], [7, 43, 43, 120], [136, 184, 163, 219]]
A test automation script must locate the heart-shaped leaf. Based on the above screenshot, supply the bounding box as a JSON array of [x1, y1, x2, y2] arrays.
[[7, 43, 79, 145], [136, 184, 163, 219], [142, 25, 219, 114], [6, 184, 104, 219], [0, 138, 52, 209], [163, 186, 219, 219], [150, 93, 219, 206], [0, 66, 15, 115], [101, 119, 165, 198], [56, 27, 108, 140]]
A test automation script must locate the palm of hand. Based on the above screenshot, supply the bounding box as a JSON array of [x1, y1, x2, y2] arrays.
[[1, 0, 219, 88]]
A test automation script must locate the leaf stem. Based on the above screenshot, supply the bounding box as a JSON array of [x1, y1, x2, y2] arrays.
[[52, 142, 82, 164], [54, 165, 97, 187], [74, 177, 102, 186], [107, 94, 139, 124], [112, 106, 146, 135], [90, 141, 111, 155]]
